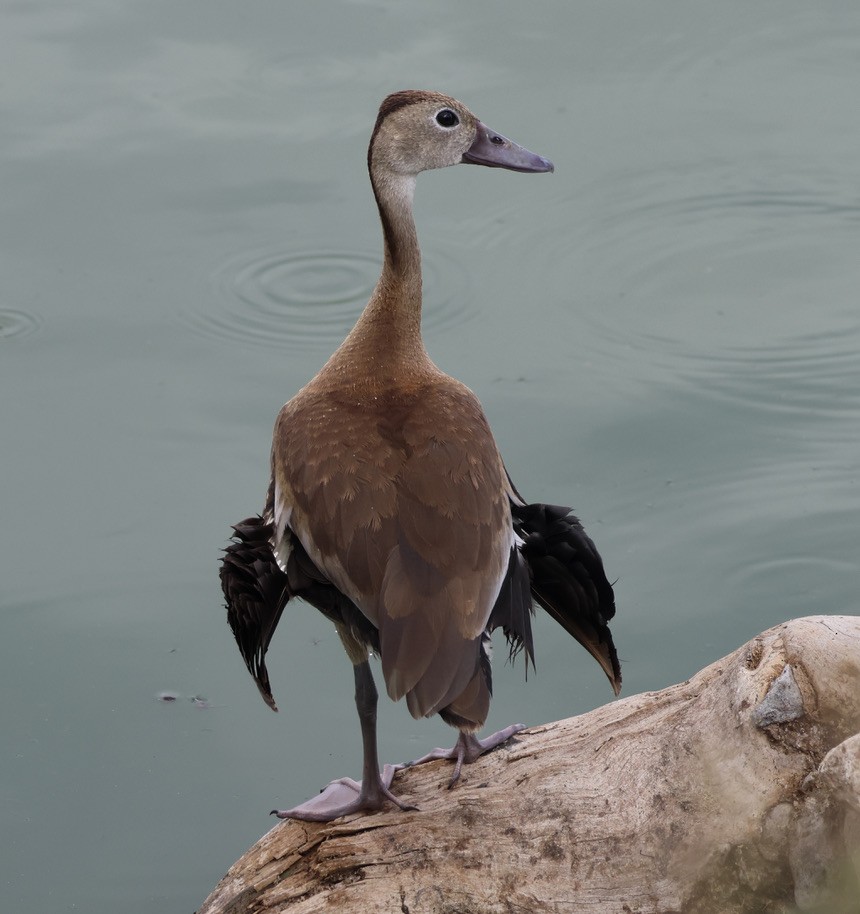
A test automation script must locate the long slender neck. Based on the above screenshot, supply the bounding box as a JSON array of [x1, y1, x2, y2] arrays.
[[326, 165, 430, 386], [363, 168, 423, 342]]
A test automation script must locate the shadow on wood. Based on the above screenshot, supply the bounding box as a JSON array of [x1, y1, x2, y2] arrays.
[[198, 616, 860, 914]]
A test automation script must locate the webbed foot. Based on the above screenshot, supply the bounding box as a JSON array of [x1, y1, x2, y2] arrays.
[[397, 723, 526, 786], [271, 763, 417, 822]]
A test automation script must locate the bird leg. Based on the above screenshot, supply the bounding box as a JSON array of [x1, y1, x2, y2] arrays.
[[271, 661, 418, 821], [398, 723, 527, 787]]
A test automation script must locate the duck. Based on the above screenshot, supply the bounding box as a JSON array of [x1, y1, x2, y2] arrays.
[[221, 89, 620, 822]]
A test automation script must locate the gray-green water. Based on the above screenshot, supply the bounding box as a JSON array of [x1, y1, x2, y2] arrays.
[[2, 2, 859, 911]]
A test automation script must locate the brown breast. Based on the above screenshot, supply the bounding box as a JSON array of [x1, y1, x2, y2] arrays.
[[272, 372, 512, 716]]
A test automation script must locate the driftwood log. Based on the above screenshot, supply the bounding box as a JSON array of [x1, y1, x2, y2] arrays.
[[198, 616, 860, 913]]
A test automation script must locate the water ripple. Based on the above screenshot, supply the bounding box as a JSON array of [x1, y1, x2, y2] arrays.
[[721, 491, 860, 616], [185, 240, 473, 351], [679, 335, 860, 420], [0, 309, 41, 342], [542, 169, 860, 423]]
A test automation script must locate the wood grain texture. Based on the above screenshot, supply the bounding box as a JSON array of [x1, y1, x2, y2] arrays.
[[199, 616, 860, 914]]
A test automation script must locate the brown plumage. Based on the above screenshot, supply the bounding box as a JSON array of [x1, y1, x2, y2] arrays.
[[221, 90, 620, 821]]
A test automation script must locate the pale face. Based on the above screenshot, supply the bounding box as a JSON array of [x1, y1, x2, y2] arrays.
[[371, 95, 479, 177], [369, 91, 554, 180]]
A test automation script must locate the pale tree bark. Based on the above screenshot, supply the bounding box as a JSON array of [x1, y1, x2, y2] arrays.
[[198, 616, 860, 914]]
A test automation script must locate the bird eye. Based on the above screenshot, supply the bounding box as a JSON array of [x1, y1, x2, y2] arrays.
[[435, 108, 459, 128]]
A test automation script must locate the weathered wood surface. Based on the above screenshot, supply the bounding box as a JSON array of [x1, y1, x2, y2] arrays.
[[198, 616, 860, 914]]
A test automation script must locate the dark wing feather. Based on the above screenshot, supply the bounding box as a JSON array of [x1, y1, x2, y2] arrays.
[[510, 499, 621, 695], [487, 545, 535, 671], [220, 516, 289, 710], [221, 515, 380, 712]]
